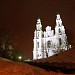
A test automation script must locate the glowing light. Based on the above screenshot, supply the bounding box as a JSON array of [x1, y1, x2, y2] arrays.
[[24, 59, 32, 62], [18, 56, 22, 60]]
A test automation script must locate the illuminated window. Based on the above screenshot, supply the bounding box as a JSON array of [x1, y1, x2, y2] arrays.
[[47, 41, 51, 48]]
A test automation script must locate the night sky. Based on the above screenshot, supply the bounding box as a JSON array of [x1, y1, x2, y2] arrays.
[[0, 0, 75, 59]]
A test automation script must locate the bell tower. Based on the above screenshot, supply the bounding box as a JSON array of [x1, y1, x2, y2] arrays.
[[33, 17, 43, 60], [55, 13, 68, 50], [55, 13, 65, 35]]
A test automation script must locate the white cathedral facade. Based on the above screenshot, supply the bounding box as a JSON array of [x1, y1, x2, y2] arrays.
[[33, 14, 71, 60]]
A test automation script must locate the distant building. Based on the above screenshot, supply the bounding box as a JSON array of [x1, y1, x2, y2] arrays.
[[33, 13, 71, 60]]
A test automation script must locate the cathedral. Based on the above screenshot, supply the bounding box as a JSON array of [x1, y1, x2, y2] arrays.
[[33, 13, 71, 60]]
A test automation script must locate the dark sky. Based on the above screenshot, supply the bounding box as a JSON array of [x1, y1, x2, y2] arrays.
[[0, 0, 75, 59]]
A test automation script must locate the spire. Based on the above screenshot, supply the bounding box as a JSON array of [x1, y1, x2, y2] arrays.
[[37, 16, 41, 23], [55, 13, 62, 27], [56, 13, 61, 20], [38, 16, 40, 19], [56, 12, 61, 16], [56, 12, 60, 15], [36, 17, 42, 30]]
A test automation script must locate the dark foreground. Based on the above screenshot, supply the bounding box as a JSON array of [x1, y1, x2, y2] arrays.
[[0, 57, 67, 75], [26, 61, 75, 74]]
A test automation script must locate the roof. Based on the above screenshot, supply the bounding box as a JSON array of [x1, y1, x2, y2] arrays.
[[33, 48, 75, 63]]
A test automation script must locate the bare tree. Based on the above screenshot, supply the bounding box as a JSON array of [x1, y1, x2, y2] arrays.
[[0, 28, 14, 59]]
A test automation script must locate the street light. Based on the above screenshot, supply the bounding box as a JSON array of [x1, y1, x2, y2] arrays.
[[18, 56, 22, 61], [18, 56, 22, 59]]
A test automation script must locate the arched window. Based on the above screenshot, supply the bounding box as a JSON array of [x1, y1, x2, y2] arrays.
[[37, 42, 39, 48], [59, 38, 61, 46], [37, 32, 39, 38], [47, 41, 51, 48], [59, 28, 61, 34], [37, 54, 39, 57], [59, 28, 61, 33]]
